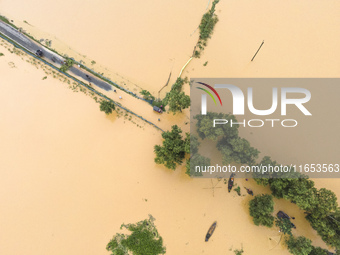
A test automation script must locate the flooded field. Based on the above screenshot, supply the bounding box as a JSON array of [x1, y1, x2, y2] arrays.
[[0, 0, 339, 254]]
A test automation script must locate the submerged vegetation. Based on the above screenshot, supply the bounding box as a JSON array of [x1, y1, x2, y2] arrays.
[[193, 0, 220, 58], [59, 57, 75, 72], [249, 194, 275, 227], [163, 77, 190, 114], [234, 186, 241, 196], [100, 100, 115, 115], [154, 125, 189, 170], [106, 215, 166, 255]]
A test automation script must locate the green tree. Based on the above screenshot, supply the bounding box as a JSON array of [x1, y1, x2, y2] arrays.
[[162, 78, 190, 114], [253, 156, 279, 186], [184, 134, 199, 155], [275, 217, 293, 236], [285, 235, 312, 255], [185, 154, 210, 176], [309, 246, 328, 255], [100, 100, 115, 115], [306, 208, 340, 250], [59, 57, 75, 72], [249, 194, 275, 227], [154, 125, 186, 170], [306, 188, 338, 219], [106, 215, 165, 255], [268, 171, 305, 199], [166, 90, 190, 114], [217, 137, 259, 165], [194, 112, 239, 141], [284, 178, 316, 211]]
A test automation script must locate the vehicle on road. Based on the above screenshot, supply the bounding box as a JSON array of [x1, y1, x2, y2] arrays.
[[51, 56, 57, 62], [35, 49, 43, 57], [205, 221, 217, 242], [153, 106, 163, 113]]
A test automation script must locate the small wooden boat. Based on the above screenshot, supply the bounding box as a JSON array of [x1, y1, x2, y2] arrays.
[[205, 221, 217, 242], [228, 173, 235, 192]]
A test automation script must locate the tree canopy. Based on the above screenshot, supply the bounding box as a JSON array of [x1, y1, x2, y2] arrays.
[[275, 217, 294, 236], [194, 112, 239, 141], [154, 125, 187, 170], [249, 194, 275, 227], [163, 78, 190, 114], [100, 100, 115, 115], [186, 154, 210, 176], [285, 235, 313, 255], [106, 215, 165, 255], [217, 137, 259, 166]]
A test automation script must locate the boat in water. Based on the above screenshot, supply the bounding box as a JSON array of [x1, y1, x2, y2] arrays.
[[205, 221, 217, 242], [228, 173, 235, 192]]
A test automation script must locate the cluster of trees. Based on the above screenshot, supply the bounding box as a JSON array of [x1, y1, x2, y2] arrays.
[[100, 100, 115, 115], [249, 194, 275, 227], [194, 112, 259, 165], [106, 215, 166, 255], [253, 157, 340, 250], [185, 135, 210, 176], [194, 0, 220, 58], [285, 235, 340, 255], [153, 125, 210, 176], [154, 112, 259, 176], [142, 78, 190, 115]]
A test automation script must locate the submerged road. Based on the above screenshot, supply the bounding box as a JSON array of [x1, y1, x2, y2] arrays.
[[0, 20, 166, 132], [0, 21, 112, 91]]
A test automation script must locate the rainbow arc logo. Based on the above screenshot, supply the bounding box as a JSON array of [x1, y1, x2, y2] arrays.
[[196, 82, 222, 106]]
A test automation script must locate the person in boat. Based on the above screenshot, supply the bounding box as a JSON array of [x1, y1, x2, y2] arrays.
[[245, 187, 254, 196]]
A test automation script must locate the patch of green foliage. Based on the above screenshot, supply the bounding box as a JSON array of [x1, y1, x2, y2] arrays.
[[0, 15, 17, 29], [100, 100, 115, 115], [194, 112, 239, 141], [234, 186, 241, 196], [203, 61, 208, 66], [0, 53, 4, 57], [249, 194, 274, 227], [163, 78, 190, 114], [186, 154, 209, 177], [285, 235, 313, 255], [309, 246, 329, 255], [106, 215, 166, 255], [194, 0, 220, 58], [154, 125, 188, 170], [91, 60, 96, 65], [234, 248, 244, 255], [42, 76, 47, 80], [140, 90, 156, 101], [275, 217, 293, 236], [253, 157, 340, 249], [60, 57, 75, 73], [194, 112, 259, 166]]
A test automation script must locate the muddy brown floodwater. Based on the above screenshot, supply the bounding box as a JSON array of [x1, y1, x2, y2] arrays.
[[0, 0, 339, 254]]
